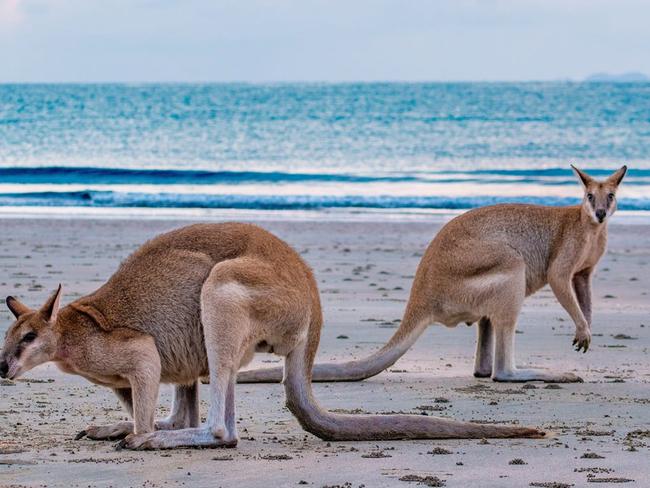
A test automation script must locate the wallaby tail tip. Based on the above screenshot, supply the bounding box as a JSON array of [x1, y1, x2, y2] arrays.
[[532, 428, 554, 439], [485, 424, 546, 439], [515, 426, 546, 439], [530, 428, 547, 439]]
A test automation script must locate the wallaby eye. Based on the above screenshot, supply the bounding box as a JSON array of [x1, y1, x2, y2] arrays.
[[587, 193, 594, 201], [21, 332, 37, 343], [608, 193, 615, 200]]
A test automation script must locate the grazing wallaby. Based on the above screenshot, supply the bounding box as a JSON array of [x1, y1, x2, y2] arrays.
[[0, 223, 543, 450], [239, 165, 627, 385]]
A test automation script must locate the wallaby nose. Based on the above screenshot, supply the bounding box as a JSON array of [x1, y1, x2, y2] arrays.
[[0, 360, 8, 378], [595, 209, 606, 222]]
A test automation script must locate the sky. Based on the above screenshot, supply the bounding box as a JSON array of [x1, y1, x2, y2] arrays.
[[0, 0, 649, 83]]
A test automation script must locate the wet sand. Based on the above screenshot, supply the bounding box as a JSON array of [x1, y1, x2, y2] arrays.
[[0, 215, 648, 487]]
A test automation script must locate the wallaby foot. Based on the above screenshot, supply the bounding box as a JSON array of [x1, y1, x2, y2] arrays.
[[490, 300, 582, 383], [115, 427, 238, 450], [492, 368, 583, 383]]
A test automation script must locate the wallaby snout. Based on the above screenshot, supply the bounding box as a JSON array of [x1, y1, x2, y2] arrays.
[[595, 208, 606, 223]]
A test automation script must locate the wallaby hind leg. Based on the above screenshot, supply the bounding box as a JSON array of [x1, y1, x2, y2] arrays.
[[156, 381, 200, 430], [468, 262, 583, 383], [199, 280, 247, 445], [491, 313, 582, 383], [473, 317, 493, 378], [117, 276, 248, 450], [224, 373, 238, 440]]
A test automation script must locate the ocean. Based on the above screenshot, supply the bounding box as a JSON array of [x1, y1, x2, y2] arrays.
[[0, 83, 648, 213]]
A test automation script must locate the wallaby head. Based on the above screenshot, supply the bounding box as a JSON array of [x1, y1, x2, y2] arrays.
[[0, 285, 63, 380], [571, 165, 627, 224]]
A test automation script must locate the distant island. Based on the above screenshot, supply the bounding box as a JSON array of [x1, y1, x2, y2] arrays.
[[584, 72, 649, 82]]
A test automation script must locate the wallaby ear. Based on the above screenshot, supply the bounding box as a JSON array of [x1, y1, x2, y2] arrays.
[[571, 164, 594, 188], [40, 284, 63, 323], [6, 296, 32, 319], [606, 165, 627, 187]]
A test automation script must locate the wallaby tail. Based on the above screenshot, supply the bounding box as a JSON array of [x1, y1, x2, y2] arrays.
[[238, 305, 428, 384], [283, 317, 545, 441]]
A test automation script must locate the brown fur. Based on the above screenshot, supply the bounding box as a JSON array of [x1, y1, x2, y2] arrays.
[[0, 223, 543, 450], [239, 165, 627, 384]]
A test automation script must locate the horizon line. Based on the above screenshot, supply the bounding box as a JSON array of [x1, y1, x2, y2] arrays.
[[1, 78, 648, 85]]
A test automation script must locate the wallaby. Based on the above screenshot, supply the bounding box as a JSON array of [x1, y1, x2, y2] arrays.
[[238, 165, 627, 385], [0, 223, 543, 450]]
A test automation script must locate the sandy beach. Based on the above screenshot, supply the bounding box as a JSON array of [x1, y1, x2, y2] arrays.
[[0, 213, 648, 488]]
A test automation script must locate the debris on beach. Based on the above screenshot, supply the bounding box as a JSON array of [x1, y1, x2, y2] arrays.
[[399, 474, 446, 487]]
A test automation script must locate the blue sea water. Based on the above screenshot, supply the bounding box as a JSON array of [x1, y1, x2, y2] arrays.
[[0, 83, 649, 212]]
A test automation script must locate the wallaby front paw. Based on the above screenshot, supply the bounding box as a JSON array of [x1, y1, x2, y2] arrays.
[[572, 329, 591, 353], [76, 422, 133, 441]]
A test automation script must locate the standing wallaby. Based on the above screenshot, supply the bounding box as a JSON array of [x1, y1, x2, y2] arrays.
[[0, 223, 543, 450], [238, 165, 627, 384]]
